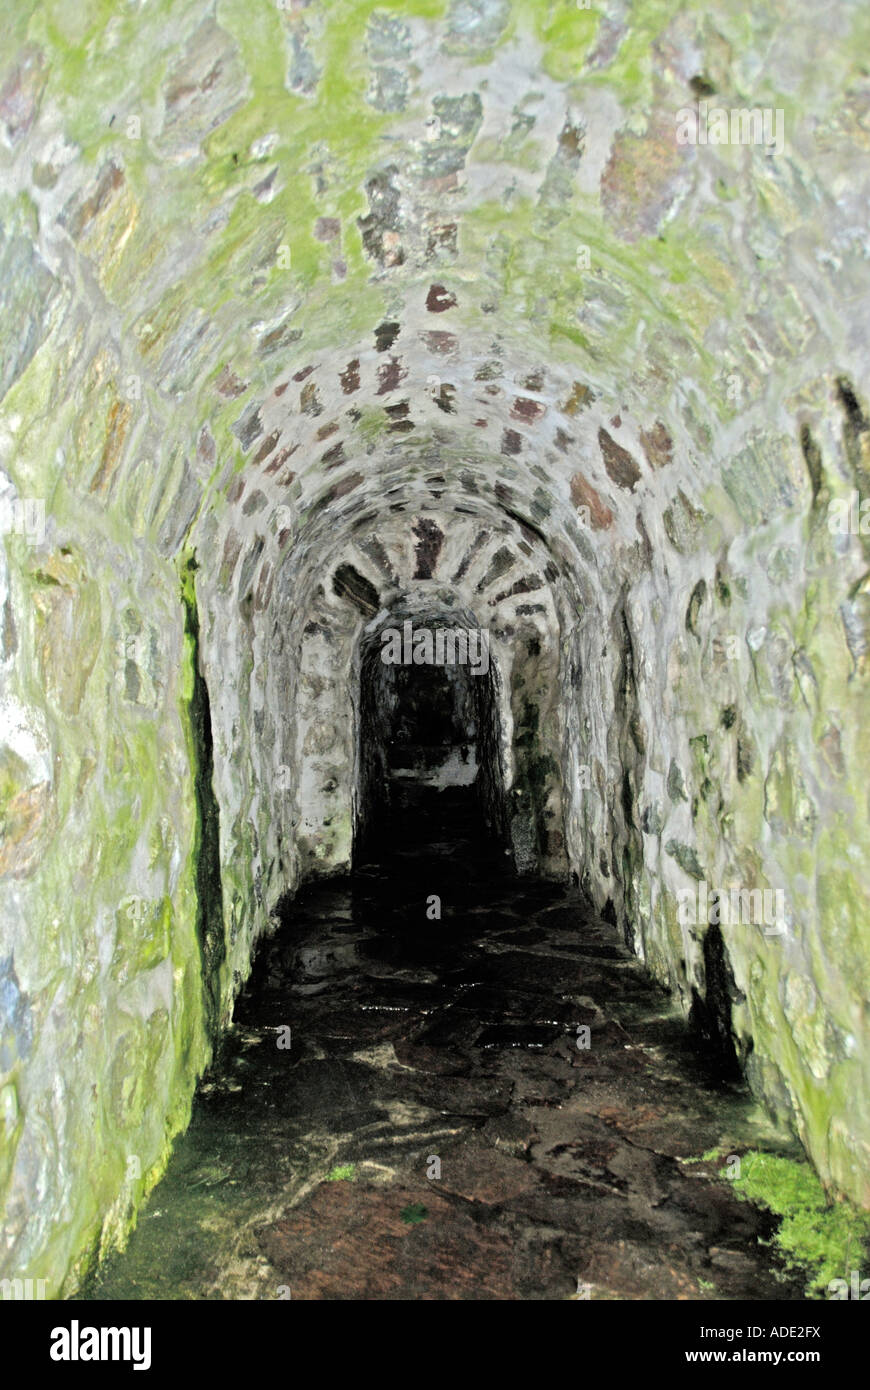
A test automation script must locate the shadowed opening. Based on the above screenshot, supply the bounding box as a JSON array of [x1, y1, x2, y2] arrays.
[[354, 610, 508, 866]]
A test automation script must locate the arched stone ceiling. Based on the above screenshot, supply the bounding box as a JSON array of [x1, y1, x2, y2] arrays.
[[3, 0, 866, 574]]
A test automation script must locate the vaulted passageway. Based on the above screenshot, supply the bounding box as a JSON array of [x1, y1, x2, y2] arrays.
[[2, 0, 870, 1301]]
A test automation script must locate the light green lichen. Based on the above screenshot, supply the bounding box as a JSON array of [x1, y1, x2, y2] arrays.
[[325, 1162, 356, 1182], [731, 1152, 870, 1297]]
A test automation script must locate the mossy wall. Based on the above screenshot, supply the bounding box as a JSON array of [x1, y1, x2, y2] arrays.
[[565, 409, 870, 1206], [1, 0, 869, 1294], [0, 523, 211, 1293]]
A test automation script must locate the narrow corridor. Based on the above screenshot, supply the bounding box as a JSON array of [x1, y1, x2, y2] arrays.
[[5, 2, 870, 1308], [83, 786, 804, 1302]]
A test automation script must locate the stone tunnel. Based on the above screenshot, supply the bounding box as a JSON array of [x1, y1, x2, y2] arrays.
[[2, 0, 870, 1301]]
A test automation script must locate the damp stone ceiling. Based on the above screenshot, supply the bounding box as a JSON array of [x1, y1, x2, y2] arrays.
[[1, 0, 870, 1294]]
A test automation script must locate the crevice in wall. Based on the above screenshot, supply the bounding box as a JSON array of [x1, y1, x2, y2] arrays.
[[611, 598, 645, 951], [689, 922, 743, 1083], [180, 552, 225, 1042]]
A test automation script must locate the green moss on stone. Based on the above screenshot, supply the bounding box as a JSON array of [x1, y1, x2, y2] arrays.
[[400, 1201, 428, 1224], [325, 1163, 356, 1182], [731, 1151, 870, 1296]]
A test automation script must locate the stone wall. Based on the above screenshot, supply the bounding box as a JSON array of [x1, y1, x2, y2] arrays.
[[562, 391, 870, 1204], [1, 0, 869, 1294]]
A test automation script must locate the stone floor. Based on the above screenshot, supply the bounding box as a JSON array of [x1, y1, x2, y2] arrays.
[[82, 789, 806, 1301]]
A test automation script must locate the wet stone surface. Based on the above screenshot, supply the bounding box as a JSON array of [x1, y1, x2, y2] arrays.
[[82, 792, 805, 1301]]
